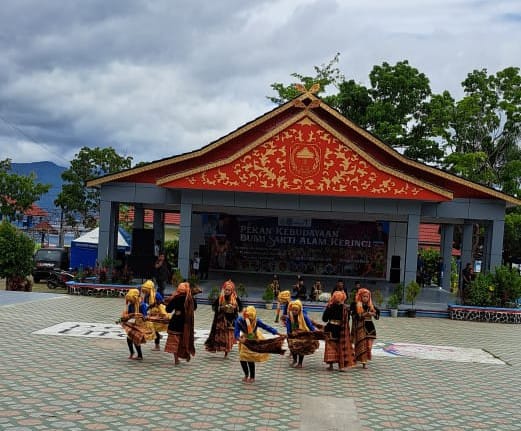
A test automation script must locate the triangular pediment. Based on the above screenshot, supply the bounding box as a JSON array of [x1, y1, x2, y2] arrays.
[[158, 114, 451, 201]]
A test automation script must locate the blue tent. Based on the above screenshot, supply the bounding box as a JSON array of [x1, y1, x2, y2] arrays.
[[70, 227, 131, 270]]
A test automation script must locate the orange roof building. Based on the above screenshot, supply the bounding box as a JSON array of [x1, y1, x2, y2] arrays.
[[88, 90, 519, 286]]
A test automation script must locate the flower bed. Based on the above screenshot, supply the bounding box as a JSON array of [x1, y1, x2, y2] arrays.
[[448, 304, 521, 324], [66, 281, 140, 297]]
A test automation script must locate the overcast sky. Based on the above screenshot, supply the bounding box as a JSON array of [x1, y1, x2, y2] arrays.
[[0, 0, 519, 167]]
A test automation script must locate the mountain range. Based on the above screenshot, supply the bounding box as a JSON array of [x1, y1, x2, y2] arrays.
[[11, 161, 66, 213]]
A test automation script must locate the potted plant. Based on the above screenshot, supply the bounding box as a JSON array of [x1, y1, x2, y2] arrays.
[[262, 284, 275, 309], [405, 280, 421, 317], [373, 289, 384, 308], [387, 293, 400, 317], [207, 286, 220, 303], [237, 283, 248, 300]]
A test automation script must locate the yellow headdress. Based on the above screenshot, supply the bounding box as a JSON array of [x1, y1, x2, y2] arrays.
[[278, 290, 291, 304], [288, 299, 309, 331], [243, 305, 257, 338], [141, 279, 156, 306], [124, 288, 141, 314]]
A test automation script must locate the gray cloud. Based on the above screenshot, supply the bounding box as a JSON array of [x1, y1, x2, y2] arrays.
[[0, 0, 519, 166]]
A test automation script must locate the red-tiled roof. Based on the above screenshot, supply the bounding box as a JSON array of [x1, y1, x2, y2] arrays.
[[25, 204, 48, 217], [419, 223, 460, 256], [121, 208, 180, 225]]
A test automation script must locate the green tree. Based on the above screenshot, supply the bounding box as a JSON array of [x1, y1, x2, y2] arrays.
[[442, 67, 521, 196], [0, 221, 35, 290], [504, 212, 521, 263], [55, 147, 132, 228], [270, 59, 447, 164], [267, 53, 344, 106], [0, 159, 50, 220]]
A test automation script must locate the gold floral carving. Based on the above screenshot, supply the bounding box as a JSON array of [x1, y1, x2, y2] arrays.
[[183, 120, 441, 198]]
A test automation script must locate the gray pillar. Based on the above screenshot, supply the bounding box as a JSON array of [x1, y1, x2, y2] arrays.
[[404, 214, 420, 287], [98, 200, 119, 267], [133, 204, 144, 229], [153, 210, 164, 249], [460, 223, 473, 288], [178, 203, 193, 279], [486, 219, 504, 272], [441, 224, 454, 291]]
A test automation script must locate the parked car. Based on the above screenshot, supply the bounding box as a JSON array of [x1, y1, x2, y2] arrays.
[[33, 248, 70, 283]]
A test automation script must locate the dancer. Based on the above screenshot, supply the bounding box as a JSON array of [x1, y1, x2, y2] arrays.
[[165, 282, 197, 365], [271, 274, 281, 298], [234, 305, 283, 383], [141, 280, 170, 351], [350, 288, 380, 368], [322, 290, 355, 371], [120, 288, 154, 361], [286, 300, 318, 368], [275, 290, 291, 324], [205, 279, 243, 357]]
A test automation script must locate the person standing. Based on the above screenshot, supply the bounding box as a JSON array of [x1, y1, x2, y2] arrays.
[[322, 290, 355, 371], [461, 263, 474, 304], [154, 252, 170, 297], [191, 252, 201, 278], [165, 282, 197, 365], [350, 288, 380, 368], [205, 280, 243, 357]]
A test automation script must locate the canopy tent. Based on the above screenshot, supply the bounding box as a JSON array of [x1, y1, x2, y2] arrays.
[[70, 227, 131, 270]]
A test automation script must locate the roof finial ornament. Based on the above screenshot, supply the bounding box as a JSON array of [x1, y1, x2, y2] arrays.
[[294, 83, 321, 95]]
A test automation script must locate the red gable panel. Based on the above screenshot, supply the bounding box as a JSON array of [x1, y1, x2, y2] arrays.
[[161, 118, 450, 201]]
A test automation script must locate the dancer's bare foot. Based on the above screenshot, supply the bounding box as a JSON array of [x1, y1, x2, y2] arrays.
[[128, 354, 134, 360], [247, 378, 255, 384], [174, 359, 180, 365], [151, 346, 160, 351], [296, 364, 303, 369], [242, 377, 249, 382]]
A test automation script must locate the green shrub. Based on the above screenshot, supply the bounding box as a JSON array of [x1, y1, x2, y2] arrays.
[[0, 221, 35, 290], [466, 266, 521, 307], [466, 272, 494, 306]]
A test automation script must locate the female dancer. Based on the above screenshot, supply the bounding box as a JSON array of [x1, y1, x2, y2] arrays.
[[120, 288, 153, 360], [286, 300, 318, 368], [234, 306, 283, 383], [205, 279, 243, 357], [322, 290, 355, 371], [350, 287, 380, 368], [165, 282, 197, 365]]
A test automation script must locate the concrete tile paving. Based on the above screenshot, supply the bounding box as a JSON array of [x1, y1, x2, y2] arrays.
[[0, 292, 520, 430]]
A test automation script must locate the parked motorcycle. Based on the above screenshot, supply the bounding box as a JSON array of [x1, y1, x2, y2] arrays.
[[47, 269, 75, 289]]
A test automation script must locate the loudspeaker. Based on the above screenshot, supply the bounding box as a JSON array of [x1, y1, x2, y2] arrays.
[[131, 229, 154, 256], [390, 255, 401, 283], [390, 268, 401, 283], [127, 254, 155, 278]]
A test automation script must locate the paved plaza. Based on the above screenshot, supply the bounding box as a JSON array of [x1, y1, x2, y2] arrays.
[[1, 290, 520, 430]]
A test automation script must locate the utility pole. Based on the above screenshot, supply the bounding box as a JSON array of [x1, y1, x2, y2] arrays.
[[58, 208, 65, 248]]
